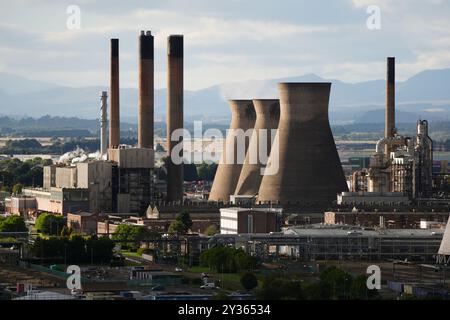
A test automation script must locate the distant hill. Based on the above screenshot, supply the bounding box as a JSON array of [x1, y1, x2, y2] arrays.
[[1, 69, 450, 123]]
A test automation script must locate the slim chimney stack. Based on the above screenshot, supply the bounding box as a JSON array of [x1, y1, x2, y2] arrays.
[[385, 57, 395, 138], [100, 91, 108, 156], [166, 35, 184, 202], [138, 30, 154, 149], [109, 39, 120, 149]]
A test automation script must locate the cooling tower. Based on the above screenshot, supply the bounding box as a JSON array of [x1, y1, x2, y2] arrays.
[[109, 38, 120, 149], [257, 83, 348, 204], [138, 31, 154, 149], [166, 35, 184, 202], [234, 99, 280, 196], [209, 100, 256, 202]]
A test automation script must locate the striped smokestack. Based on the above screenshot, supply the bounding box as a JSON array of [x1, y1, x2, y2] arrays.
[[109, 38, 120, 149], [138, 30, 154, 149], [166, 35, 184, 202]]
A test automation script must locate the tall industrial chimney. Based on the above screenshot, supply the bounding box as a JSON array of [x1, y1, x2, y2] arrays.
[[109, 38, 120, 149], [138, 31, 154, 149], [209, 100, 256, 203], [166, 35, 184, 202], [234, 99, 279, 196], [100, 91, 108, 157], [258, 83, 348, 205], [385, 57, 395, 138]]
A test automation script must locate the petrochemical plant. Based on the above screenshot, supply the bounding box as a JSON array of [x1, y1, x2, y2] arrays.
[[4, 30, 449, 267]]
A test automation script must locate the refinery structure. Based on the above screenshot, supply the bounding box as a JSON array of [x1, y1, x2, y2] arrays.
[[350, 58, 434, 200]]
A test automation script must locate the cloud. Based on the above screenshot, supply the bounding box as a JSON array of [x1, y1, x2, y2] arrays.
[[0, 1, 450, 90]]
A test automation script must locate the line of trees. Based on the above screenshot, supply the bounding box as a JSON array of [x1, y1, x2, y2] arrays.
[[0, 215, 27, 232], [31, 235, 115, 264], [257, 266, 379, 300], [200, 247, 257, 273], [0, 157, 50, 191], [111, 224, 161, 251]]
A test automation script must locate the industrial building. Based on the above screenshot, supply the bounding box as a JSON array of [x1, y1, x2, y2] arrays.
[[280, 226, 443, 261], [13, 31, 192, 216], [209, 226, 444, 262], [351, 58, 433, 200], [324, 210, 449, 229], [5, 187, 90, 216], [219, 207, 278, 234]]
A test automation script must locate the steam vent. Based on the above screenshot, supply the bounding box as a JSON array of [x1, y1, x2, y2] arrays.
[[209, 100, 256, 202], [257, 83, 348, 204], [234, 99, 280, 196]]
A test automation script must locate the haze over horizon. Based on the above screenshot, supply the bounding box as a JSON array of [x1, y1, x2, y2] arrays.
[[0, 0, 450, 91]]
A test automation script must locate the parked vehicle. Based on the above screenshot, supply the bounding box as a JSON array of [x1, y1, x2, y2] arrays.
[[200, 283, 219, 290]]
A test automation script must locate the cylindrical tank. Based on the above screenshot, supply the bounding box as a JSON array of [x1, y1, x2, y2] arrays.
[[257, 82, 348, 204], [109, 38, 120, 149], [166, 35, 184, 202], [209, 100, 256, 202], [138, 31, 154, 149], [234, 99, 280, 196]]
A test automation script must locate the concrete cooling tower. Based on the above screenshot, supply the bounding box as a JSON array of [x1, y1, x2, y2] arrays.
[[234, 99, 280, 196], [209, 100, 256, 202], [257, 83, 348, 205]]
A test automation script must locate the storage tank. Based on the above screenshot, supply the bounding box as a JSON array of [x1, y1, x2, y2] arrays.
[[257, 82, 348, 205], [209, 100, 256, 202]]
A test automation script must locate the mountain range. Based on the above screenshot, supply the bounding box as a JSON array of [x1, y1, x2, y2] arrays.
[[1, 69, 450, 124]]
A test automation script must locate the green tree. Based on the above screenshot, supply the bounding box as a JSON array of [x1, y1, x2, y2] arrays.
[[256, 276, 303, 300], [112, 224, 160, 250], [183, 163, 199, 181], [168, 220, 185, 235], [12, 183, 23, 194], [197, 162, 217, 181], [35, 213, 65, 235], [0, 215, 27, 232], [199, 247, 256, 273], [204, 224, 218, 236], [240, 272, 258, 291], [319, 266, 353, 300], [175, 210, 193, 233], [349, 275, 379, 300]]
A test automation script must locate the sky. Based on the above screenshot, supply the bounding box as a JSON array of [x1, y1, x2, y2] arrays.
[[0, 0, 449, 91]]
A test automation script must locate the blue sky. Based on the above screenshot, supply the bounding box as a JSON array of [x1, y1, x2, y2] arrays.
[[0, 0, 449, 90]]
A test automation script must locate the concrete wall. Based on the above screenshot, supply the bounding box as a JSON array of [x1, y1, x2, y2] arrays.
[[108, 148, 154, 169], [77, 161, 112, 213], [43, 165, 56, 190], [55, 167, 77, 188]]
